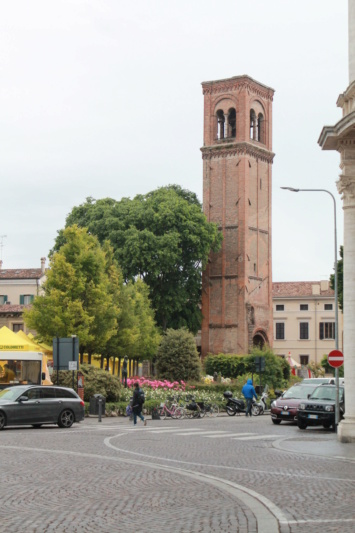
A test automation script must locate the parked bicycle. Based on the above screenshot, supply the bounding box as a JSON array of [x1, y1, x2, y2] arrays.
[[158, 398, 185, 419]]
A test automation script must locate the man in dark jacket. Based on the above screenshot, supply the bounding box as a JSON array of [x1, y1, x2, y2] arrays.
[[242, 379, 258, 417], [132, 382, 146, 426]]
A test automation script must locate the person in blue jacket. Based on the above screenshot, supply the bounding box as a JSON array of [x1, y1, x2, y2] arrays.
[[242, 379, 258, 417]]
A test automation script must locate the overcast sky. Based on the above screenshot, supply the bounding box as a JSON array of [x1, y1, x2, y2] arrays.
[[0, 0, 348, 282]]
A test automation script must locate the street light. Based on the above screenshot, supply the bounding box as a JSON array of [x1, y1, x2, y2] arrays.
[[281, 187, 340, 428]]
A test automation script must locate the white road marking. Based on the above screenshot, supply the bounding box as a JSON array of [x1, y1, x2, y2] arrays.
[[205, 432, 255, 438], [173, 430, 230, 436], [232, 434, 277, 440]]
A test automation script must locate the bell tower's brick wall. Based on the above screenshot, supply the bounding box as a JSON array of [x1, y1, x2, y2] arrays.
[[201, 75, 275, 357]]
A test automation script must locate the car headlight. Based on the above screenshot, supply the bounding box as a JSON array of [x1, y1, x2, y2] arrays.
[[271, 401, 276, 408], [325, 405, 334, 412], [299, 403, 306, 410]]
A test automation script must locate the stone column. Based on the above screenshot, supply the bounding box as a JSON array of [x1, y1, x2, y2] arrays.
[[224, 113, 229, 138], [349, 0, 355, 83], [337, 148, 355, 441]]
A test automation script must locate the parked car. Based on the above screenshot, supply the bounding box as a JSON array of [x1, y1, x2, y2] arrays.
[[302, 377, 344, 385], [0, 385, 85, 429], [297, 384, 345, 430], [270, 383, 318, 424]]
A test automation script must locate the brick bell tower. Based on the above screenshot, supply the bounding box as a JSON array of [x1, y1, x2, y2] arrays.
[[201, 75, 275, 357]]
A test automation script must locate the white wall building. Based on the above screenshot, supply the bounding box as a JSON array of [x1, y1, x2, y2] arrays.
[[272, 280, 343, 365]]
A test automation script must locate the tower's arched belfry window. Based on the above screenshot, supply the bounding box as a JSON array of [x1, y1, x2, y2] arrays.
[[250, 109, 257, 140], [217, 109, 225, 140], [257, 113, 264, 143], [228, 108, 236, 138]]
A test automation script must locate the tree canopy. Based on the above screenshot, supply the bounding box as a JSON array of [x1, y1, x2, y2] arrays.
[[25, 225, 120, 355], [330, 245, 343, 311], [53, 185, 222, 332]]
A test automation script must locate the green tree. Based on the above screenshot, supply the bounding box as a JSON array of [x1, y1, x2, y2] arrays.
[[102, 278, 161, 369], [156, 328, 201, 382], [330, 245, 343, 311], [53, 185, 222, 333], [25, 225, 120, 357], [320, 354, 344, 377]]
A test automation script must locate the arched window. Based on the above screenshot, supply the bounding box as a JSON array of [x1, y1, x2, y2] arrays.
[[216, 109, 225, 140], [228, 108, 236, 138], [257, 113, 264, 143], [250, 109, 256, 140]]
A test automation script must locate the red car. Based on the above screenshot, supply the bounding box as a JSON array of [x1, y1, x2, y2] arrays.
[[270, 383, 318, 424]]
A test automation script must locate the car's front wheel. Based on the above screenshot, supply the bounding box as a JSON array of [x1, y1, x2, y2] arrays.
[[58, 409, 74, 428], [322, 422, 332, 429], [0, 411, 6, 430], [272, 418, 281, 425], [297, 421, 307, 430]]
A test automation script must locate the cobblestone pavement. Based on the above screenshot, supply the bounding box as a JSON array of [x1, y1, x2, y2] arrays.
[[0, 413, 354, 532]]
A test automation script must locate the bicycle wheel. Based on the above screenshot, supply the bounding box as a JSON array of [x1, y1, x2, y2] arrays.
[[174, 407, 185, 420], [210, 404, 220, 417], [163, 408, 171, 420], [198, 406, 205, 419]]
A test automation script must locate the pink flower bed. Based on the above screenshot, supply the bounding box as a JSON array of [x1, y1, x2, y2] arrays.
[[126, 377, 186, 391]]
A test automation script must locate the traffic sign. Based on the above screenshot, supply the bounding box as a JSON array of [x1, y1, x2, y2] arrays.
[[328, 350, 344, 368]]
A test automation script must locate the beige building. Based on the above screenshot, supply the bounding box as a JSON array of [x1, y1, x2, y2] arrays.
[[0, 258, 46, 333], [272, 280, 343, 365]]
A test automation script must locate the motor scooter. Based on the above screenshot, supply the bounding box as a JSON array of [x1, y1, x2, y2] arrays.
[[223, 391, 259, 416], [252, 385, 269, 415]]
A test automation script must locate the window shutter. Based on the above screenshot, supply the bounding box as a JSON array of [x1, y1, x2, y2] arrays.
[[30, 295, 34, 303], [20, 295, 24, 305], [319, 323, 324, 340], [4, 295, 7, 303]]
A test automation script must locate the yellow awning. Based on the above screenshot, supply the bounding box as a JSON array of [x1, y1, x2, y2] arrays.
[[0, 326, 30, 351]]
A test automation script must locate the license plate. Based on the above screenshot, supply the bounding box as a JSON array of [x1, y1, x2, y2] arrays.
[[282, 412, 290, 415], [308, 414, 318, 419]]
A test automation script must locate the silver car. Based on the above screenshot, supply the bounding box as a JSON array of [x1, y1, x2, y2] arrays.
[[0, 385, 85, 429]]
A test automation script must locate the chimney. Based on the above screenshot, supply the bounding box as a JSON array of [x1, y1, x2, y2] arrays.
[[41, 257, 46, 274]]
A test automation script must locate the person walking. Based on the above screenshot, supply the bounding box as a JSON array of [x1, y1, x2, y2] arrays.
[[132, 382, 147, 426], [242, 379, 257, 417], [122, 356, 128, 388]]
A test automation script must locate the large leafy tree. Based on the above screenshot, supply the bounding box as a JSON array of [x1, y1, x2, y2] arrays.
[[330, 245, 343, 311], [53, 185, 222, 332], [25, 225, 120, 357], [102, 278, 161, 368]]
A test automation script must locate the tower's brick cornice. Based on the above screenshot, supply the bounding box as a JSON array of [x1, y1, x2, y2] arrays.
[[201, 75, 274, 101], [201, 141, 275, 163]]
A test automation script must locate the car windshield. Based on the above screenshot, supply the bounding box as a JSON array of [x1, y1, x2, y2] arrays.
[[310, 386, 344, 401], [0, 387, 24, 401], [282, 385, 315, 399]]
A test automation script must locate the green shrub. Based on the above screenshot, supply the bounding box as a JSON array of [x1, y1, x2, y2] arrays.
[[204, 347, 286, 388], [51, 364, 123, 402], [156, 328, 201, 382]]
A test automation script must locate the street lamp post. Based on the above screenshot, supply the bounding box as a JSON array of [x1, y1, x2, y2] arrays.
[[281, 187, 340, 428]]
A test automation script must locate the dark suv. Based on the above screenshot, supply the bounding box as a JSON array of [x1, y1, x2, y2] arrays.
[[297, 384, 344, 430]]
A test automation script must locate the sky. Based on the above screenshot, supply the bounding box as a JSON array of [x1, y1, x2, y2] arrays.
[[0, 0, 349, 281]]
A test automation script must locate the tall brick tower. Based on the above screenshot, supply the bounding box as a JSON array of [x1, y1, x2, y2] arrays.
[[200, 75, 275, 357]]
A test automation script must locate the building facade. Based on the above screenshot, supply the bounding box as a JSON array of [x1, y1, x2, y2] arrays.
[[272, 280, 343, 365], [0, 258, 46, 332], [200, 75, 274, 357]]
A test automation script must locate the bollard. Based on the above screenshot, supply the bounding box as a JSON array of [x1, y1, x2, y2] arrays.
[[98, 397, 102, 422]]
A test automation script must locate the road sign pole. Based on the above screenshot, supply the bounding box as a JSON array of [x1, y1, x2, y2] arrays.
[[328, 350, 344, 426]]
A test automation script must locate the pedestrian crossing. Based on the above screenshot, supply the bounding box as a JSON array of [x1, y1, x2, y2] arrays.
[[121, 425, 279, 442]]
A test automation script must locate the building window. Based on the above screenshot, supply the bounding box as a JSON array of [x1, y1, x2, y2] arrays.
[[0, 295, 7, 305], [216, 109, 225, 140], [324, 304, 333, 311], [228, 108, 236, 137], [20, 295, 34, 305], [12, 323, 24, 332], [300, 304, 308, 311], [319, 322, 335, 340], [257, 113, 264, 142], [299, 322, 309, 340], [275, 323, 285, 340], [276, 304, 284, 311], [300, 355, 309, 365]]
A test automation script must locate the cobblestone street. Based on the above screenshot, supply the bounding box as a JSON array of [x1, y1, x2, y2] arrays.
[[1, 414, 354, 532]]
